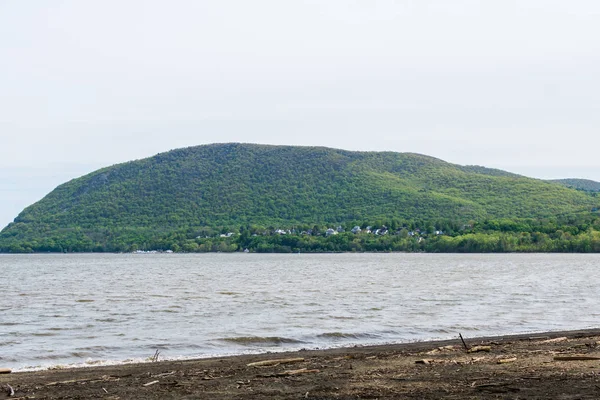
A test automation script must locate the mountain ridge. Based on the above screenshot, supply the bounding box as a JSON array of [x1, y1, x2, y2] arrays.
[[1, 143, 598, 252]]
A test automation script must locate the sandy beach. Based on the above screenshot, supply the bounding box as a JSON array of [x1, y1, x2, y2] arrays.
[[2, 329, 600, 399]]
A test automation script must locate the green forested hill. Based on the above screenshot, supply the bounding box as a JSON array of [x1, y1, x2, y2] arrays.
[[549, 179, 600, 193], [1, 143, 598, 252]]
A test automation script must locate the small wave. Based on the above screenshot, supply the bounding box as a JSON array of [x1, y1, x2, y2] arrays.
[[33, 354, 69, 361], [163, 343, 205, 350], [417, 297, 459, 303], [75, 345, 123, 352], [75, 299, 95, 303], [70, 351, 93, 358], [317, 332, 381, 340], [427, 328, 451, 334], [448, 325, 482, 332], [31, 332, 58, 337], [218, 291, 240, 296], [0, 340, 21, 347], [219, 336, 303, 345], [317, 332, 359, 339]]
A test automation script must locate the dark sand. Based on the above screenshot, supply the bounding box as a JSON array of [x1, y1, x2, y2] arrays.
[[2, 329, 600, 399]]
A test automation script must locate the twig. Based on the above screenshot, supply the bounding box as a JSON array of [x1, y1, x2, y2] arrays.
[[143, 380, 160, 387], [102, 387, 108, 394], [151, 350, 160, 362], [459, 333, 470, 350], [5, 384, 15, 397]]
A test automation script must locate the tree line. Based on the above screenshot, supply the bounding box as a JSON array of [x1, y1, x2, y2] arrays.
[[2, 213, 599, 253]]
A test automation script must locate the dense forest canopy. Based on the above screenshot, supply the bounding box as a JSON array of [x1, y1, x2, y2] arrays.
[[549, 179, 600, 193], [1, 143, 599, 253]]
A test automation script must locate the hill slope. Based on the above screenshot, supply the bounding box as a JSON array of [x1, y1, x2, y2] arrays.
[[549, 179, 600, 193], [1, 143, 597, 252]]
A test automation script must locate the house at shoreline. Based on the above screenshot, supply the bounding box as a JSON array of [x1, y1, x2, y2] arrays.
[[208, 223, 444, 239], [325, 228, 338, 237]]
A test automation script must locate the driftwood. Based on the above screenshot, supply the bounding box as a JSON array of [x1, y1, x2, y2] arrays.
[[497, 357, 517, 364], [467, 346, 491, 353], [46, 378, 95, 386], [247, 358, 305, 367], [553, 355, 600, 361], [540, 337, 568, 344], [425, 345, 455, 355], [153, 371, 176, 378], [201, 375, 233, 380], [529, 336, 550, 340], [143, 380, 160, 387], [258, 368, 320, 378], [45, 375, 121, 386], [0, 368, 11, 374]]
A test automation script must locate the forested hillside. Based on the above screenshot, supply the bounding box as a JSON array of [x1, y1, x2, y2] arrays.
[[1, 143, 598, 252], [549, 179, 600, 193]]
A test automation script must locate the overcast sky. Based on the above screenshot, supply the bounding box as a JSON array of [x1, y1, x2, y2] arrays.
[[1, 1, 599, 229]]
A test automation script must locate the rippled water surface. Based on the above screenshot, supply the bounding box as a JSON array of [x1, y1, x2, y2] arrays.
[[1, 253, 599, 370]]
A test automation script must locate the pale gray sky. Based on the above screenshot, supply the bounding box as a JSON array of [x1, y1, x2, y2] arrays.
[[1, 0, 599, 229]]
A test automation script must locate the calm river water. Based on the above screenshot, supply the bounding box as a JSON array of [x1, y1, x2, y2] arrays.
[[1, 253, 599, 371]]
